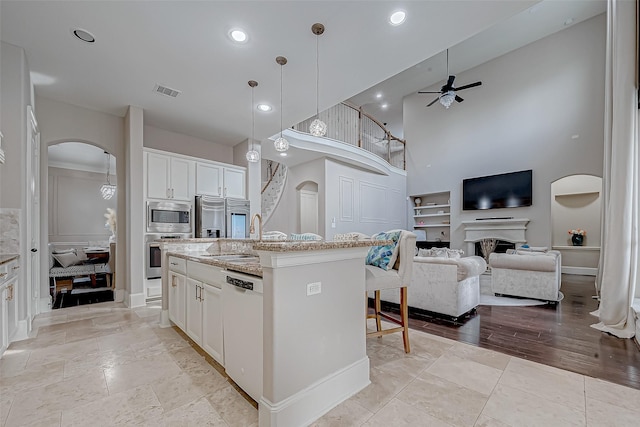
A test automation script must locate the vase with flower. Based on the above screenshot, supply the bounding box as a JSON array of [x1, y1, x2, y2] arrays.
[[568, 228, 586, 246]]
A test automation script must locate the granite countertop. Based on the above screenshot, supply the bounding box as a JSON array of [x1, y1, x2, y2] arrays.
[[167, 251, 262, 277], [0, 254, 19, 266], [252, 239, 387, 252]]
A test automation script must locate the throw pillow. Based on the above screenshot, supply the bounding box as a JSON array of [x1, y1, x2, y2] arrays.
[[366, 230, 402, 270], [52, 252, 82, 268], [417, 248, 448, 258], [445, 249, 464, 259]]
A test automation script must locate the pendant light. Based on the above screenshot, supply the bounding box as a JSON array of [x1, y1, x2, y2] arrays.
[[273, 56, 289, 152], [100, 151, 116, 200], [246, 80, 260, 163], [309, 23, 327, 137]]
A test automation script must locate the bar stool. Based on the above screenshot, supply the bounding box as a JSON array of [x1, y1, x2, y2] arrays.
[[365, 230, 416, 353]]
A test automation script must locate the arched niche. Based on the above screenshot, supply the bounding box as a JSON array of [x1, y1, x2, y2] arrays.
[[551, 174, 602, 247]]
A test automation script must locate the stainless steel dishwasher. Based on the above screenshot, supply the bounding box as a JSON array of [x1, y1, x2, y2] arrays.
[[222, 270, 263, 402]]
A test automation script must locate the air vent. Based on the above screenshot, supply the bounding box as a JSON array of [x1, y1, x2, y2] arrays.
[[153, 84, 181, 98]]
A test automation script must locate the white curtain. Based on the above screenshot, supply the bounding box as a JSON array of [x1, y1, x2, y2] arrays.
[[592, 0, 639, 339]]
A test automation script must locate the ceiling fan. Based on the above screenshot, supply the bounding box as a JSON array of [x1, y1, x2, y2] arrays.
[[418, 49, 482, 109]]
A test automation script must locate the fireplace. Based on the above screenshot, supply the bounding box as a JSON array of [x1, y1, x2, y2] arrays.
[[461, 218, 530, 256], [474, 240, 516, 257]]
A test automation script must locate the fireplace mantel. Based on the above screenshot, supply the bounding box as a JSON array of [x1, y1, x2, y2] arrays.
[[462, 218, 530, 256]]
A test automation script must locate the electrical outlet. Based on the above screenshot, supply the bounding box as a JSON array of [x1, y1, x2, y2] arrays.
[[307, 282, 321, 296]]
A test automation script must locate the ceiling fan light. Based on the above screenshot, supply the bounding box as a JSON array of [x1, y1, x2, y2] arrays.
[[309, 118, 327, 137], [440, 91, 455, 109]]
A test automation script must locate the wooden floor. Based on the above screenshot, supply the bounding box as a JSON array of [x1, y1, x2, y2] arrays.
[[400, 274, 640, 390]]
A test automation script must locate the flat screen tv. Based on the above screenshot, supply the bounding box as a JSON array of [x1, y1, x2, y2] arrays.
[[463, 169, 532, 210]]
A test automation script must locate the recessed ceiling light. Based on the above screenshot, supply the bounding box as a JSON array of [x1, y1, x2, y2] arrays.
[[564, 18, 575, 26], [257, 104, 272, 112], [229, 29, 248, 43], [389, 10, 406, 26], [279, 152, 288, 157], [381, 103, 388, 109], [71, 28, 95, 43], [375, 93, 383, 99]]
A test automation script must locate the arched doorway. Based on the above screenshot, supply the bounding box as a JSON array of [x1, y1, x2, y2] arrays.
[[297, 181, 319, 234]]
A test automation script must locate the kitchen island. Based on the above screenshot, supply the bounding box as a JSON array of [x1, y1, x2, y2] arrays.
[[158, 238, 378, 427]]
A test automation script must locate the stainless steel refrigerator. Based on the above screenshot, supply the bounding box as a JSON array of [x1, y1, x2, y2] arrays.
[[195, 196, 250, 238], [195, 195, 225, 238]]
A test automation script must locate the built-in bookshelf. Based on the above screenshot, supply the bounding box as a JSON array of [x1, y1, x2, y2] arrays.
[[410, 191, 450, 243]]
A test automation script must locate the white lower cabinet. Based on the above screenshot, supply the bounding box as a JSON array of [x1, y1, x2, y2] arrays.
[[185, 277, 204, 345], [183, 261, 225, 366], [0, 286, 8, 356], [168, 271, 186, 330], [201, 283, 223, 364]]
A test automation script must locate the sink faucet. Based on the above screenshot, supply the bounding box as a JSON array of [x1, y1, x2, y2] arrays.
[[250, 213, 263, 241]]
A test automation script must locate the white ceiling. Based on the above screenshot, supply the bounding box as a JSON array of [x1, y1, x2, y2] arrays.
[[0, 0, 606, 156]]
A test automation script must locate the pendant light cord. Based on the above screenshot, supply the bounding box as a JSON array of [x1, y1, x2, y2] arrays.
[[280, 63, 283, 138], [316, 35, 320, 117], [251, 85, 255, 151]]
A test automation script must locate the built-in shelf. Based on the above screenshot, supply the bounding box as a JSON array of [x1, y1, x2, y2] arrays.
[[414, 204, 450, 210], [552, 245, 601, 251], [413, 213, 450, 218], [554, 191, 600, 198]]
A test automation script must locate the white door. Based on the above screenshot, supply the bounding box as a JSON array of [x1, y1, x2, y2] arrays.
[[223, 168, 246, 199], [169, 158, 192, 201], [196, 163, 223, 197], [26, 106, 40, 323], [202, 283, 224, 365], [146, 152, 171, 199], [185, 278, 202, 345], [299, 190, 318, 234]]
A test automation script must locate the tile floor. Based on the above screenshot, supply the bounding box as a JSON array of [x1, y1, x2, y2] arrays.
[[1, 302, 639, 426]]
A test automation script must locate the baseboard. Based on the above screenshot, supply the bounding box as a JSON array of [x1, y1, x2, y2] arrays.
[[114, 289, 126, 303], [39, 296, 52, 314], [562, 266, 597, 276], [127, 292, 147, 308], [11, 319, 29, 342], [258, 356, 370, 427]]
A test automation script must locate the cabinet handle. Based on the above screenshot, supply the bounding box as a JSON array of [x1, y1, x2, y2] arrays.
[[224, 187, 227, 197], [170, 262, 178, 266], [218, 187, 221, 196], [199, 286, 204, 301], [12, 266, 19, 270], [0, 272, 6, 278], [7, 284, 13, 301], [171, 276, 177, 287], [195, 285, 200, 301]]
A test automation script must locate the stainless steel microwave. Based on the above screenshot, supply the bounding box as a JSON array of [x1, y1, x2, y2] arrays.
[[147, 201, 191, 233]]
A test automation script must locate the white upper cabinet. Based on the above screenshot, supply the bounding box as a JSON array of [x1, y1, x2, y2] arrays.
[[146, 152, 193, 201], [196, 163, 223, 197], [223, 167, 246, 199]]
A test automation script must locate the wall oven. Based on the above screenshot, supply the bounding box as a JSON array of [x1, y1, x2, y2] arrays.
[[147, 201, 191, 234], [145, 233, 189, 279]]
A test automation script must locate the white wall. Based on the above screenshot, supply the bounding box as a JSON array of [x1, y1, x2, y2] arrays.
[[551, 174, 602, 247], [36, 95, 126, 300], [404, 14, 606, 250], [324, 159, 406, 239], [47, 167, 116, 242], [144, 125, 233, 165], [266, 157, 407, 239]]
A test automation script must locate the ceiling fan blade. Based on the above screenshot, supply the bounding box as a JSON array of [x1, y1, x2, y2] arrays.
[[426, 97, 440, 107], [418, 91, 442, 94], [447, 75, 455, 87], [455, 95, 464, 103], [453, 81, 482, 91]]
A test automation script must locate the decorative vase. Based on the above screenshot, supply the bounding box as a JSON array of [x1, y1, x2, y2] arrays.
[[571, 234, 584, 246]]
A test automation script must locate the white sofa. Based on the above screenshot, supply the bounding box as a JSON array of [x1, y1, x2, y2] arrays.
[[381, 255, 487, 320], [489, 250, 562, 302]]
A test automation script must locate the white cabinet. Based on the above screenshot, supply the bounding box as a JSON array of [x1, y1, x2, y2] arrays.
[[0, 257, 19, 357], [196, 163, 223, 197], [223, 168, 246, 199], [185, 277, 203, 345], [168, 271, 186, 330], [146, 152, 193, 201], [184, 260, 225, 365], [196, 162, 246, 199]]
